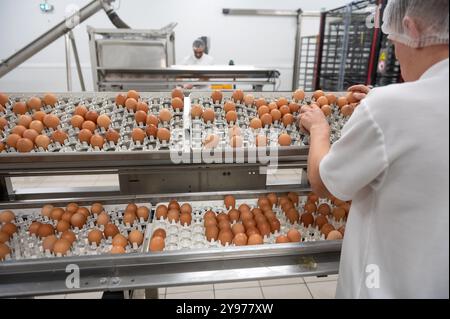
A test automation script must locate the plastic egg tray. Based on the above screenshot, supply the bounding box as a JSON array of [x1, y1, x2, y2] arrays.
[[146, 196, 347, 253], [0, 94, 186, 154], [0, 203, 151, 262]]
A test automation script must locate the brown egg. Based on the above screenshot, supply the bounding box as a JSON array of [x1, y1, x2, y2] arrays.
[[232, 233, 248, 246], [41, 204, 54, 217], [70, 213, 86, 229], [11, 125, 26, 136], [90, 134, 104, 149], [56, 220, 70, 233], [317, 96, 329, 107], [225, 110, 237, 123], [293, 89, 305, 102], [326, 94, 337, 105], [159, 109, 172, 123], [43, 114, 60, 129], [321, 105, 332, 117], [128, 229, 144, 246], [304, 202, 317, 214], [167, 209, 180, 223], [74, 105, 88, 117], [0, 231, 9, 244], [105, 128, 120, 143], [70, 115, 84, 129], [242, 94, 254, 106], [96, 212, 110, 226], [317, 204, 331, 216], [77, 129, 92, 144], [37, 224, 54, 238], [88, 229, 103, 245], [276, 235, 290, 244], [112, 233, 128, 248], [337, 97, 348, 108], [224, 101, 236, 113], [149, 236, 165, 252], [287, 193, 298, 204], [204, 217, 217, 228], [260, 113, 273, 127], [0, 243, 11, 260], [42, 235, 57, 251], [232, 89, 244, 102], [29, 120, 44, 134], [289, 102, 300, 114], [279, 105, 290, 118], [0, 223, 16, 238], [90, 203, 103, 215], [327, 230, 343, 241], [136, 206, 150, 221], [131, 128, 146, 143], [224, 195, 236, 209], [171, 97, 184, 111], [202, 108, 215, 123], [123, 212, 136, 225], [230, 135, 243, 148], [50, 207, 64, 221], [152, 228, 166, 239], [266, 193, 277, 207], [315, 215, 328, 230], [60, 211, 73, 223], [205, 226, 219, 241], [84, 111, 98, 124], [155, 205, 168, 219], [115, 94, 127, 106], [218, 230, 233, 245], [80, 121, 95, 134], [240, 210, 253, 222], [341, 104, 354, 117], [300, 213, 314, 228], [269, 219, 281, 233], [131, 111, 147, 125], [18, 115, 32, 128], [245, 225, 259, 237], [0, 142, 4, 152], [264, 209, 276, 221], [61, 230, 76, 245], [255, 98, 267, 108], [0, 211, 15, 224], [126, 90, 139, 100], [338, 225, 346, 237], [277, 97, 289, 108], [191, 104, 203, 118], [28, 221, 42, 235], [228, 209, 240, 222], [180, 212, 192, 226], [321, 223, 335, 237], [218, 219, 231, 230], [217, 212, 229, 223], [51, 130, 68, 145], [6, 133, 20, 148], [97, 114, 111, 129], [231, 223, 245, 236], [157, 128, 171, 141], [125, 98, 138, 111], [238, 204, 250, 214], [0, 117, 8, 131], [250, 118, 262, 129], [0, 93, 9, 106], [247, 233, 263, 245], [111, 245, 126, 254], [278, 134, 292, 146], [258, 222, 271, 237], [333, 207, 346, 221], [43, 93, 57, 106], [257, 105, 269, 117], [286, 208, 299, 224], [211, 90, 223, 103], [136, 101, 149, 113], [15, 137, 34, 153], [180, 203, 192, 215], [313, 90, 325, 100], [282, 113, 295, 126], [204, 210, 216, 219], [287, 229, 301, 242], [104, 223, 119, 239], [13, 102, 27, 115], [53, 239, 71, 255]]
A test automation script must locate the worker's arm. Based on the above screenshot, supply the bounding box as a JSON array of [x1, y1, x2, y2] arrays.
[[299, 105, 333, 198]]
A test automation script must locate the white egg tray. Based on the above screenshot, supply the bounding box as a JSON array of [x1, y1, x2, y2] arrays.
[[146, 196, 347, 253], [0, 203, 152, 262], [0, 94, 187, 154]]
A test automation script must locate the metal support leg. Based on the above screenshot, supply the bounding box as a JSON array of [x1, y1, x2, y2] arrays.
[[64, 33, 72, 92], [337, 4, 352, 91], [292, 9, 303, 91], [68, 31, 86, 91]]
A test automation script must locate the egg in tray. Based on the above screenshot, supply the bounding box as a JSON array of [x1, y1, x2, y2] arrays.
[[0, 192, 349, 262], [190, 89, 360, 150], [0, 89, 185, 154]]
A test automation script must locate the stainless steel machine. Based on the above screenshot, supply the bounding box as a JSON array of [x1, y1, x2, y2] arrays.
[[0, 91, 343, 298]]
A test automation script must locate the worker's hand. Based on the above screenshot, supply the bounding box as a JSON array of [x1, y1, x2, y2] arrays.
[[299, 104, 329, 134], [348, 84, 371, 102]]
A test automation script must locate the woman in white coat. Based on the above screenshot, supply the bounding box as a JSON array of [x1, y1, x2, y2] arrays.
[[300, 0, 449, 299]]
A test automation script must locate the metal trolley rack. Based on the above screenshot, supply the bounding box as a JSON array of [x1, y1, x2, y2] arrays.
[[0, 92, 341, 298]]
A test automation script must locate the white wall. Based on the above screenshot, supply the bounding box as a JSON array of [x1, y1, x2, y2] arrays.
[[0, 0, 349, 92]]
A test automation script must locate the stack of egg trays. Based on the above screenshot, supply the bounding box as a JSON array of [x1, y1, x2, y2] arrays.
[[191, 95, 305, 149], [146, 196, 342, 253], [117, 95, 185, 152], [2, 203, 152, 261]]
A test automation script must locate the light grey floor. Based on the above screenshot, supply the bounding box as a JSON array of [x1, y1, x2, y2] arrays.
[[13, 174, 338, 299]]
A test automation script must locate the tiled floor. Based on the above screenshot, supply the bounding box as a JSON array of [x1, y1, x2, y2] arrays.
[[35, 276, 338, 299], [13, 176, 338, 300]]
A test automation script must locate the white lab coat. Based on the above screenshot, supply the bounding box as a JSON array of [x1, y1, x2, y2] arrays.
[[320, 58, 449, 299], [181, 53, 214, 66]]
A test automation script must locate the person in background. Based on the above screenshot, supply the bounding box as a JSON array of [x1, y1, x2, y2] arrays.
[[300, 0, 449, 298], [181, 38, 214, 66]]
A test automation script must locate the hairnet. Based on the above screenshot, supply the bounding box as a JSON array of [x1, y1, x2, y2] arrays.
[[192, 38, 206, 50], [381, 0, 449, 48]]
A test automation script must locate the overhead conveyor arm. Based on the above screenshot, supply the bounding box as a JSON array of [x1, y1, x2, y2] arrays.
[[0, 0, 129, 78]]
